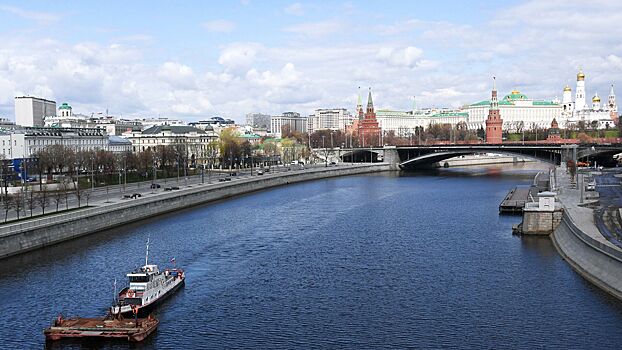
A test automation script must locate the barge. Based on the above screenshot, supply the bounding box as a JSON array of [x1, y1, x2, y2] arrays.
[[44, 314, 158, 342]]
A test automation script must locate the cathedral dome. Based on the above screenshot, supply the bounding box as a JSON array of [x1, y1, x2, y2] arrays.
[[563, 85, 571, 92], [592, 94, 601, 102], [577, 70, 585, 81]]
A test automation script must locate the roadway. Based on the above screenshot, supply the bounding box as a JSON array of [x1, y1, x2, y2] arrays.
[[0, 162, 350, 222], [592, 168, 622, 248]]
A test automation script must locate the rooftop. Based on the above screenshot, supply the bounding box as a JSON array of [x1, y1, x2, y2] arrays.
[[142, 125, 205, 135]]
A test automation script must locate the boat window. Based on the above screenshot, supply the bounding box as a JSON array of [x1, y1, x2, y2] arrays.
[[129, 276, 149, 283], [124, 298, 143, 306]]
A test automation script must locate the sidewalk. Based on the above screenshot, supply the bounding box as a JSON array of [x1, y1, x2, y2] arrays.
[[555, 166, 622, 251]]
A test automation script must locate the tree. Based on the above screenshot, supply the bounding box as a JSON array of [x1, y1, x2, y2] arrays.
[[219, 128, 242, 169], [3, 194, 13, 222], [38, 185, 50, 215], [84, 189, 92, 206], [14, 191, 23, 219], [25, 190, 37, 217], [54, 189, 64, 212]]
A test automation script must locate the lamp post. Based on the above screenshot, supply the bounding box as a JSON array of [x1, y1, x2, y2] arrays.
[[322, 135, 328, 168]]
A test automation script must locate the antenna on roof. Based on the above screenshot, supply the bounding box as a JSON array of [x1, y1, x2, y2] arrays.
[[144, 234, 150, 267]]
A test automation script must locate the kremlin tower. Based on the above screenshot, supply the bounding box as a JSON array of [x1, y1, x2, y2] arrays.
[[485, 77, 503, 144], [358, 88, 381, 147]]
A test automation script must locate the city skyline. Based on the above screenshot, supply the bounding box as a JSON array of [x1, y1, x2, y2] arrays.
[[0, 0, 621, 122]]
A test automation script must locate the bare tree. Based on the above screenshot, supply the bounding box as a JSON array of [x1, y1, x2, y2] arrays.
[[62, 179, 70, 210], [38, 185, 50, 215], [84, 189, 92, 206], [26, 190, 37, 217], [14, 191, 23, 220], [3, 194, 13, 222], [54, 189, 64, 212]]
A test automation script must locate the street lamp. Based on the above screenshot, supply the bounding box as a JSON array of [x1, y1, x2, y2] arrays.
[[322, 135, 327, 167]]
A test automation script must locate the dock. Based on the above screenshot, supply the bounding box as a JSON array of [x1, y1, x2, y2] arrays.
[[44, 315, 158, 342], [499, 186, 539, 214]]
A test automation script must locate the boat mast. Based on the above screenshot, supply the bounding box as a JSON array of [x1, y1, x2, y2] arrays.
[[145, 234, 150, 267]]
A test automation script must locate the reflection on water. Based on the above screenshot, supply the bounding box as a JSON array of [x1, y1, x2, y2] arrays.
[[2, 162, 622, 349]]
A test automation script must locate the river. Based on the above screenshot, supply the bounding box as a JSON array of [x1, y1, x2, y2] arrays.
[[3, 163, 622, 349]]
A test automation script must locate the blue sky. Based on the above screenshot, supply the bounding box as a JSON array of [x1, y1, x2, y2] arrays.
[[0, 0, 621, 121]]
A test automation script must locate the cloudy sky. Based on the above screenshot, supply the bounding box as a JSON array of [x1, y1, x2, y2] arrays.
[[0, 0, 621, 122]]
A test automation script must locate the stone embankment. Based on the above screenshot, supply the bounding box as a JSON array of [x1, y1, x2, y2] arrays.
[[0, 164, 391, 260], [550, 167, 622, 300]]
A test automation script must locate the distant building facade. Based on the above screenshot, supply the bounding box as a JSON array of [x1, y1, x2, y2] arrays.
[[561, 69, 618, 129], [0, 127, 108, 159], [15, 96, 56, 127], [271, 112, 307, 138], [246, 113, 271, 131], [307, 109, 353, 134]]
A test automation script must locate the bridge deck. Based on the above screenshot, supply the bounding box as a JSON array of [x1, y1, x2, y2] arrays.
[[499, 186, 539, 214]]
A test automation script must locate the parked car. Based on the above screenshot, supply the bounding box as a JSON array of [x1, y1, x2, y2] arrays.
[[257, 170, 264, 175], [131, 193, 142, 199], [230, 172, 237, 176], [219, 178, 227, 182], [586, 182, 596, 191], [224, 177, 232, 181], [164, 187, 173, 191], [150, 183, 161, 189], [171, 186, 180, 190]]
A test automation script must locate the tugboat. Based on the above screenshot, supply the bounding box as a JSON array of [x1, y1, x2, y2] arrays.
[[111, 237, 185, 317]]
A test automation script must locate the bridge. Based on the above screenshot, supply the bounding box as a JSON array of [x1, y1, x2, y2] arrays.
[[335, 143, 622, 169]]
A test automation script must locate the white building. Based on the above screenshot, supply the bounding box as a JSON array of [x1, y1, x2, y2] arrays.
[[463, 90, 561, 131], [0, 127, 109, 160], [307, 108, 353, 134], [562, 70, 617, 129], [15, 96, 56, 127], [122, 125, 217, 162], [375, 109, 469, 136], [271, 112, 307, 138]]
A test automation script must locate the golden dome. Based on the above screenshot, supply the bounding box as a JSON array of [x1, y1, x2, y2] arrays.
[[577, 69, 585, 81], [563, 85, 571, 92], [592, 94, 601, 102]]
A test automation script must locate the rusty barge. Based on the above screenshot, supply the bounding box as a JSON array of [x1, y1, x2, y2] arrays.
[[44, 314, 158, 342]]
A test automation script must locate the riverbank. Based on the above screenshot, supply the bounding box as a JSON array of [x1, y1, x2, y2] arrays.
[[551, 166, 622, 300], [0, 163, 392, 260]]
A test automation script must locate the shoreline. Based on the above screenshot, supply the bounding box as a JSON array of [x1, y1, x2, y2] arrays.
[[0, 164, 392, 260]]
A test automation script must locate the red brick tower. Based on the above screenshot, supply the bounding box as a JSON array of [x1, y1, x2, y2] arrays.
[[358, 88, 381, 147], [547, 117, 561, 141], [485, 77, 503, 144]]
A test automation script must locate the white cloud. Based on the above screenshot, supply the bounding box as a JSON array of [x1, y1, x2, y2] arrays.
[[218, 43, 260, 74], [2, 1, 622, 122], [202, 19, 236, 33], [377, 46, 424, 68], [284, 3, 304, 16], [157, 62, 197, 90], [284, 20, 342, 39], [0, 5, 60, 24]]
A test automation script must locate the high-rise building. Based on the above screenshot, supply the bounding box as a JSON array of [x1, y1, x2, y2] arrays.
[[271, 112, 307, 138], [14, 96, 56, 127], [307, 109, 353, 134], [485, 77, 503, 144]]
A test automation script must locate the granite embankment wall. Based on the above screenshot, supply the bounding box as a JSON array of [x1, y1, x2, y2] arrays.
[[0, 164, 391, 260], [551, 208, 622, 300]]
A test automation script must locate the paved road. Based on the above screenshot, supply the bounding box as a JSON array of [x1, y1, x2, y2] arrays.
[[0, 162, 353, 222], [592, 168, 622, 247]]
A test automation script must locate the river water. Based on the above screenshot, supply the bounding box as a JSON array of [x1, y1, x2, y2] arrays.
[[3, 163, 622, 349]]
